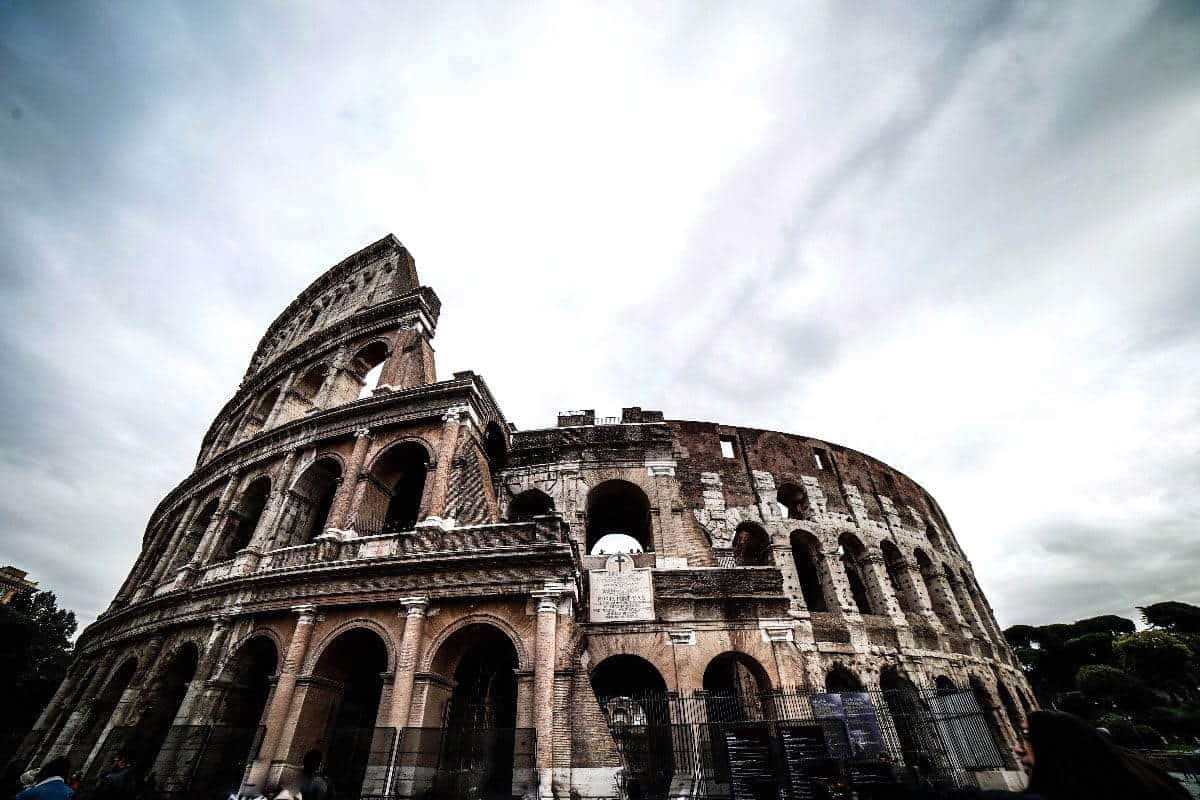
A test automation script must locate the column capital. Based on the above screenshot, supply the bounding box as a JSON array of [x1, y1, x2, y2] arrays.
[[442, 404, 471, 423], [211, 608, 240, 627], [292, 604, 318, 622], [532, 582, 570, 613], [354, 427, 372, 439], [398, 597, 429, 617]]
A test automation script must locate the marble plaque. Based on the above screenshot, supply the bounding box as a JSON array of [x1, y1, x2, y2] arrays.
[[589, 554, 655, 622]]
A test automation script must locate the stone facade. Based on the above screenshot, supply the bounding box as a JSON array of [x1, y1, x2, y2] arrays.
[[18, 235, 1034, 797]]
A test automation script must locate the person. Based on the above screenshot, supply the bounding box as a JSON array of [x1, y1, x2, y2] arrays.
[[16, 758, 74, 800], [89, 749, 141, 800], [1014, 710, 1190, 800], [19, 772, 37, 790], [296, 750, 332, 800]]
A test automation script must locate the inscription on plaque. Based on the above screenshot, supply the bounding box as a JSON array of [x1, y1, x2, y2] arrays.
[[589, 554, 655, 622]]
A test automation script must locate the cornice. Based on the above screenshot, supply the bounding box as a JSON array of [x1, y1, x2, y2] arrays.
[[79, 538, 574, 654]]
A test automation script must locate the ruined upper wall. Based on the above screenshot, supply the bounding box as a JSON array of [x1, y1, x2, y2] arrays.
[[242, 234, 425, 379], [669, 420, 954, 536]]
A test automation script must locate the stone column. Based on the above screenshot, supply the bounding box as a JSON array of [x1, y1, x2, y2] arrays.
[[925, 565, 970, 632], [771, 543, 808, 617], [184, 473, 242, 579], [262, 371, 298, 430], [48, 657, 122, 759], [426, 406, 468, 520], [387, 597, 428, 731], [327, 429, 372, 531], [17, 659, 87, 765], [860, 553, 904, 621], [241, 452, 300, 574], [82, 636, 168, 774], [385, 598, 429, 798], [247, 605, 318, 792], [313, 348, 348, 407], [532, 584, 567, 800], [147, 498, 201, 588], [901, 556, 944, 631], [173, 615, 234, 722]]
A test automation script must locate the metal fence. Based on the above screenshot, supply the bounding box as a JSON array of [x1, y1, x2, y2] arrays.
[[149, 723, 264, 800], [598, 686, 1013, 800]]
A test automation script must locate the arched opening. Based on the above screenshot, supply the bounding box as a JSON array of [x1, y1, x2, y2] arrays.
[[507, 489, 554, 522], [825, 666, 864, 693], [962, 572, 998, 640], [914, 549, 955, 628], [703, 652, 772, 721], [217, 476, 271, 561], [590, 655, 671, 800], [944, 565, 983, 634], [590, 533, 644, 554], [295, 628, 389, 799], [586, 480, 652, 555], [277, 458, 342, 547], [879, 667, 934, 774], [167, 498, 219, 574], [69, 658, 138, 770], [296, 364, 328, 405], [789, 530, 830, 612], [925, 523, 944, 551], [205, 636, 279, 797], [996, 681, 1022, 731], [351, 341, 390, 401], [484, 422, 508, 474], [776, 482, 809, 520], [969, 676, 1010, 763], [428, 624, 522, 800], [732, 522, 771, 567], [240, 387, 281, 441], [134, 642, 200, 772], [881, 541, 918, 614], [356, 442, 430, 536], [934, 676, 957, 696], [838, 534, 876, 615]]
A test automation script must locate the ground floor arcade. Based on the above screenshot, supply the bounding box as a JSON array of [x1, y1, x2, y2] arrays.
[[23, 594, 1030, 800]]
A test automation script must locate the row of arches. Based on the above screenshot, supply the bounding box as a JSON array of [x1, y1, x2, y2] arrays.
[[774, 480, 950, 552], [772, 525, 997, 635], [213, 341, 393, 456]]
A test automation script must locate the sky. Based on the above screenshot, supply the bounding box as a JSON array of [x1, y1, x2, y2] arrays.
[[1, 0, 1197, 634]]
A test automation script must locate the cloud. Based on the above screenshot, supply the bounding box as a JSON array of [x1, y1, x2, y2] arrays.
[[0, 0, 1197, 634]]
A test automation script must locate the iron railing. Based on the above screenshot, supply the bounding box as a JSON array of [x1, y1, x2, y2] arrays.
[[596, 686, 1013, 799]]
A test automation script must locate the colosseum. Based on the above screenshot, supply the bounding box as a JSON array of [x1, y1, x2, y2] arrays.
[[18, 235, 1034, 799]]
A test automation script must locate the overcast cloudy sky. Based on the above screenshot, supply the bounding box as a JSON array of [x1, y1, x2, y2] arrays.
[[1, 1, 1197, 633]]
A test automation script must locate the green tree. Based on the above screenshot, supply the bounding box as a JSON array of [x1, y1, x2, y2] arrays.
[[1139, 601, 1200, 634], [1114, 630, 1192, 685], [0, 589, 76, 767], [1075, 664, 1147, 710]]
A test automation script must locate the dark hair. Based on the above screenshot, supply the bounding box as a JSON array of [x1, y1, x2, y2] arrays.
[[302, 750, 323, 776], [36, 757, 71, 782], [1025, 710, 1189, 800]]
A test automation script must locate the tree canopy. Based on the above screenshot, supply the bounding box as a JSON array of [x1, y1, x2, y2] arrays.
[[1004, 602, 1200, 747], [1140, 601, 1200, 634], [0, 589, 76, 768]]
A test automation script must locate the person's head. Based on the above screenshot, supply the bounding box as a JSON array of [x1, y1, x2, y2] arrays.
[[1020, 710, 1189, 800], [112, 747, 137, 770], [36, 757, 71, 783], [20, 771, 37, 788], [302, 750, 322, 777]]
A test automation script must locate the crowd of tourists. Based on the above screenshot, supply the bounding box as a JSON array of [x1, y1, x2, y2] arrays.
[[8, 748, 333, 800], [8, 711, 1192, 800]]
